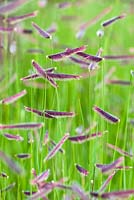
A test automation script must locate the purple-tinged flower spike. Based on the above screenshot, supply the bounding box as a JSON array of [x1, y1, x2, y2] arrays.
[[32, 22, 52, 39], [69, 56, 90, 66], [29, 180, 64, 199], [96, 157, 124, 174], [15, 153, 31, 159], [46, 67, 56, 73], [3, 133, 24, 141], [103, 54, 134, 60], [0, 26, 14, 32], [90, 190, 134, 199], [0, 123, 43, 130], [96, 163, 128, 171], [47, 45, 87, 61], [21, 73, 40, 81], [76, 6, 112, 39], [1, 182, 16, 192], [0, 151, 24, 174], [57, 2, 72, 9], [106, 79, 131, 85], [0, 172, 9, 178], [63, 46, 87, 55], [101, 13, 126, 27], [0, 89, 27, 104], [20, 67, 56, 81], [46, 72, 81, 81], [0, 0, 29, 14], [31, 169, 50, 185], [45, 110, 75, 118], [24, 106, 55, 118], [68, 132, 106, 143], [99, 171, 116, 193], [47, 52, 65, 61], [44, 133, 69, 162], [6, 11, 38, 24], [71, 183, 89, 200], [76, 52, 102, 62], [75, 164, 89, 176], [50, 140, 65, 154], [107, 143, 133, 158], [32, 60, 58, 88], [93, 105, 120, 124]]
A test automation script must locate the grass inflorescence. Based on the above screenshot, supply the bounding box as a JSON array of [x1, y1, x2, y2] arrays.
[[0, 0, 134, 199]]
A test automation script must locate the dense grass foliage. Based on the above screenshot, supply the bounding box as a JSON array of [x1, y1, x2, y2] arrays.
[[0, 0, 134, 199]]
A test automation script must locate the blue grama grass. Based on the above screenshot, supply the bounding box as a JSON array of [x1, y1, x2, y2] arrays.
[[96, 157, 124, 174], [0, 89, 27, 104], [0, 0, 29, 14], [90, 190, 134, 199], [93, 105, 120, 124], [6, 10, 38, 24], [47, 45, 87, 61], [32, 22, 52, 39], [0, 123, 43, 130], [44, 133, 70, 162], [75, 164, 89, 176], [101, 14, 126, 27]]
